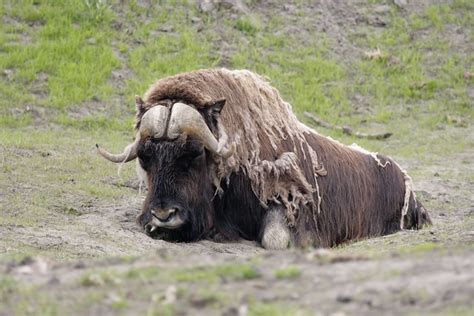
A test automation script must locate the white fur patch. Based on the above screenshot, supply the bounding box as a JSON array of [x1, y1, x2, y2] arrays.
[[348, 143, 415, 229], [392, 161, 417, 229], [349, 143, 390, 168], [261, 210, 290, 250]]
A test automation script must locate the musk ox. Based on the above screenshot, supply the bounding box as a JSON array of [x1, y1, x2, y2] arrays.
[[97, 68, 431, 249]]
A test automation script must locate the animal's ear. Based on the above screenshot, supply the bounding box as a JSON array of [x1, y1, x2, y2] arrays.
[[206, 98, 226, 118], [135, 95, 145, 113]]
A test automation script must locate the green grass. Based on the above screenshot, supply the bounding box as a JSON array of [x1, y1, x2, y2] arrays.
[[249, 301, 311, 316], [0, 278, 60, 316], [105, 262, 261, 285], [0, 0, 471, 265], [400, 242, 442, 255], [0, 3, 472, 315], [230, 32, 349, 123], [80, 271, 123, 287], [174, 263, 261, 282], [146, 305, 175, 316], [127, 29, 218, 98], [235, 15, 261, 36], [0, 276, 17, 301], [410, 305, 474, 316], [0, 0, 472, 270], [0, 111, 33, 128], [54, 113, 133, 131], [1, 0, 119, 110], [0, 263, 260, 314], [189, 287, 230, 309], [0, 127, 137, 262], [274, 266, 301, 279]]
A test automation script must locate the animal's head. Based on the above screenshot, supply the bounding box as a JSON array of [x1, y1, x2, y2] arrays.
[[96, 96, 234, 241]]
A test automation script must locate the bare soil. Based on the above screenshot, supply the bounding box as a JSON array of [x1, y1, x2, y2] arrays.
[[1, 0, 473, 315]]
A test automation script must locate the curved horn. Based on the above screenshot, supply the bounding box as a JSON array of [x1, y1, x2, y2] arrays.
[[167, 103, 235, 158], [96, 105, 170, 164], [139, 105, 170, 139], [96, 134, 139, 163]]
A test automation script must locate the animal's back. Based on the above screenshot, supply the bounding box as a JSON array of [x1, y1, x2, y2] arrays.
[[142, 68, 431, 247]]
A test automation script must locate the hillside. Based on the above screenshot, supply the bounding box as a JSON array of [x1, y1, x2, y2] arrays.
[[0, 0, 473, 315]]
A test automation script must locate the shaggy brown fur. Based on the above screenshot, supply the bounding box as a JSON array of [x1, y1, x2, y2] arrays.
[[138, 68, 431, 247]]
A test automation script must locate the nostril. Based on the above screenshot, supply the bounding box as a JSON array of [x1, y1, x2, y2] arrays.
[[145, 224, 156, 234]]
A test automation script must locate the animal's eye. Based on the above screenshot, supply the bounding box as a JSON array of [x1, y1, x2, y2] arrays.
[[138, 140, 154, 166]]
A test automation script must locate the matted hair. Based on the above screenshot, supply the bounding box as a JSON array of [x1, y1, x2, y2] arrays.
[[139, 68, 431, 246], [141, 69, 324, 226]]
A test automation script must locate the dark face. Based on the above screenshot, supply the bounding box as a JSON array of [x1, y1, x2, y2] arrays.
[[136, 137, 216, 242]]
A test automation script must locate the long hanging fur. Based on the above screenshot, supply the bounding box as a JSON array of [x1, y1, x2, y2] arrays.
[[139, 68, 431, 247]]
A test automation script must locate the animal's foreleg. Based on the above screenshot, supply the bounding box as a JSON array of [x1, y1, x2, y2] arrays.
[[260, 206, 291, 250]]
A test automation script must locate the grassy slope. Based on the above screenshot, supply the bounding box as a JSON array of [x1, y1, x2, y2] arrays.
[[0, 0, 473, 315]]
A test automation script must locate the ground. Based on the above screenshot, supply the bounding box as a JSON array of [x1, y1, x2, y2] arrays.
[[0, 0, 473, 315]]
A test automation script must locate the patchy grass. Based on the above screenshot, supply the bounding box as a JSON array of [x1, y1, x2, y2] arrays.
[[400, 241, 443, 255], [146, 305, 175, 316], [127, 29, 218, 98], [248, 301, 310, 316], [230, 32, 349, 124], [412, 305, 474, 316], [85, 262, 261, 288], [274, 266, 301, 279], [0, 262, 262, 314], [0, 0, 471, 266], [189, 286, 230, 309], [0, 276, 17, 302], [174, 263, 261, 282], [1, 0, 119, 110], [235, 15, 261, 36], [0, 1, 473, 314], [80, 271, 123, 287], [0, 279, 60, 316]]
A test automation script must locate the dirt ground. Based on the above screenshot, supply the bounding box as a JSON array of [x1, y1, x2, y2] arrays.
[[2, 142, 473, 315], [1, 0, 473, 315]]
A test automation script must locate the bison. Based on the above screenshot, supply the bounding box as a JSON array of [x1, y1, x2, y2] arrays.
[[97, 69, 431, 249]]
